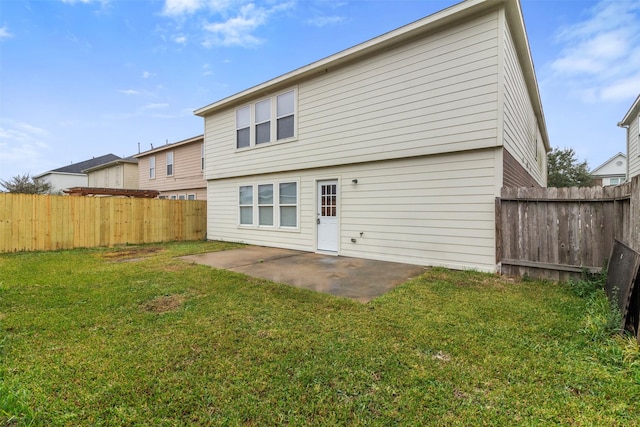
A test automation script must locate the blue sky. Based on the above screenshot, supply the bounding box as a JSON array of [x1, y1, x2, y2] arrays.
[[1, 0, 639, 182]]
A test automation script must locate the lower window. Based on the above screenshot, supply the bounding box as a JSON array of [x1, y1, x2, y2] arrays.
[[238, 182, 297, 228]]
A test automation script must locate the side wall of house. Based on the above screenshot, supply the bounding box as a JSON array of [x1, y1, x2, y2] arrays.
[[204, 10, 501, 180], [123, 163, 139, 189], [501, 16, 546, 187], [629, 114, 640, 179], [46, 174, 87, 194], [88, 165, 124, 188], [137, 142, 206, 195], [207, 149, 499, 272]]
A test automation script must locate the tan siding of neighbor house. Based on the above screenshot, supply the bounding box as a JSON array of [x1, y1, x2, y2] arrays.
[[88, 163, 139, 189], [629, 115, 640, 179], [123, 163, 139, 189], [207, 149, 499, 272], [501, 17, 546, 186], [138, 139, 206, 199], [204, 11, 501, 180]]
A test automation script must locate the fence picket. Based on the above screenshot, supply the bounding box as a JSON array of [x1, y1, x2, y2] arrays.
[[499, 176, 639, 280], [0, 194, 206, 252]]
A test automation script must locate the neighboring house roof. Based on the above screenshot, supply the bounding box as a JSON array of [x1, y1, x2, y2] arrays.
[[590, 152, 626, 177], [82, 157, 138, 173], [134, 135, 204, 158], [35, 154, 121, 178], [618, 94, 640, 127], [193, 0, 549, 151]]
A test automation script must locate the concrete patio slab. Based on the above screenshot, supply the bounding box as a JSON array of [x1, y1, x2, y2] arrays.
[[181, 246, 426, 303]]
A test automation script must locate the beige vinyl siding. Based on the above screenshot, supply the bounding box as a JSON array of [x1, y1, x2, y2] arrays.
[[629, 115, 640, 179], [138, 140, 207, 197], [122, 163, 139, 189], [204, 11, 500, 180], [207, 149, 498, 272], [87, 163, 138, 189], [501, 18, 546, 186]]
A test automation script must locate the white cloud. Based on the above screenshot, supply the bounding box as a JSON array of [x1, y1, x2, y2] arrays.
[[0, 121, 51, 178], [306, 15, 345, 28], [60, 0, 105, 4], [142, 71, 152, 79], [162, 0, 205, 16], [550, 0, 640, 102], [142, 103, 170, 110], [174, 34, 188, 44], [0, 26, 13, 41], [160, 1, 294, 48], [202, 3, 268, 47], [119, 89, 140, 95]]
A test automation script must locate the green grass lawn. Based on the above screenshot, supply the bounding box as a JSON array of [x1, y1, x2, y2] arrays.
[[1, 241, 639, 426]]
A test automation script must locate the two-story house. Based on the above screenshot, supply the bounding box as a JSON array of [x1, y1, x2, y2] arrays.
[[194, 0, 549, 272], [34, 153, 121, 194], [619, 94, 640, 180], [135, 135, 206, 200]]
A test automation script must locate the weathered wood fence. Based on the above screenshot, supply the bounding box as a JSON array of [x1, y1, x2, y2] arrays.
[[497, 175, 640, 281], [0, 193, 207, 253]]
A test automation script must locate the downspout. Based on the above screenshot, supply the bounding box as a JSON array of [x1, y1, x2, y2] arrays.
[[617, 121, 629, 182]]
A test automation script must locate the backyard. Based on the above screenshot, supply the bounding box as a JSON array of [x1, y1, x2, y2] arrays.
[[1, 241, 639, 426]]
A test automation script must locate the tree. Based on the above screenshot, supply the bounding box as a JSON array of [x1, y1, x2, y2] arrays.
[[547, 147, 593, 188], [0, 173, 53, 194]]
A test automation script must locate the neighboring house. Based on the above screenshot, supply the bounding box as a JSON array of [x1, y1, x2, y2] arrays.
[[34, 154, 121, 194], [618, 94, 640, 180], [134, 135, 206, 200], [590, 153, 627, 186], [83, 157, 139, 189], [194, 0, 550, 273]]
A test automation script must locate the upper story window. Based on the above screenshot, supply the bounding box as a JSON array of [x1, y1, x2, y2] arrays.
[[166, 151, 174, 176], [236, 107, 250, 149], [149, 156, 156, 179], [277, 91, 295, 140], [236, 89, 296, 149]]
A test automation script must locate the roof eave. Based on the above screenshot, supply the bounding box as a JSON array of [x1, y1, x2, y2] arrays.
[[134, 134, 204, 158], [618, 94, 640, 127]]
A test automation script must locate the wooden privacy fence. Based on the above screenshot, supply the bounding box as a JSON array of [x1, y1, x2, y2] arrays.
[[497, 175, 640, 281], [0, 193, 207, 253]]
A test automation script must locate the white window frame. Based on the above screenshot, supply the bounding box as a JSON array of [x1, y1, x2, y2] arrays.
[[237, 180, 299, 230], [239, 185, 254, 226], [235, 88, 297, 150], [178, 194, 186, 200], [188, 194, 196, 200], [149, 156, 156, 179], [166, 151, 174, 176], [170, 195, 177, 200]]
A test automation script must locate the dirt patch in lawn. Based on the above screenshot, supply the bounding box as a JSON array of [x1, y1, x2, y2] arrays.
[[102, 246, 164, 262], [141, 294, 186, 314]]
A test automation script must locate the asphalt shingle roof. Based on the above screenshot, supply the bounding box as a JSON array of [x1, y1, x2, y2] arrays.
[[51, 154, 121, 174]]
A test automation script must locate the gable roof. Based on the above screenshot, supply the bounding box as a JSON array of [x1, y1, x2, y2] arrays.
[[193, 0, 549, 150], [134, 135, 204, 158], [35, 154, 121, 178], [590, 152, 626, 175], [618, 94, 640, 127]]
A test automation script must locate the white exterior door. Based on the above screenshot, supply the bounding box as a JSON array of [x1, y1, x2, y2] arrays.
[[317, 180, 338, 252]]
